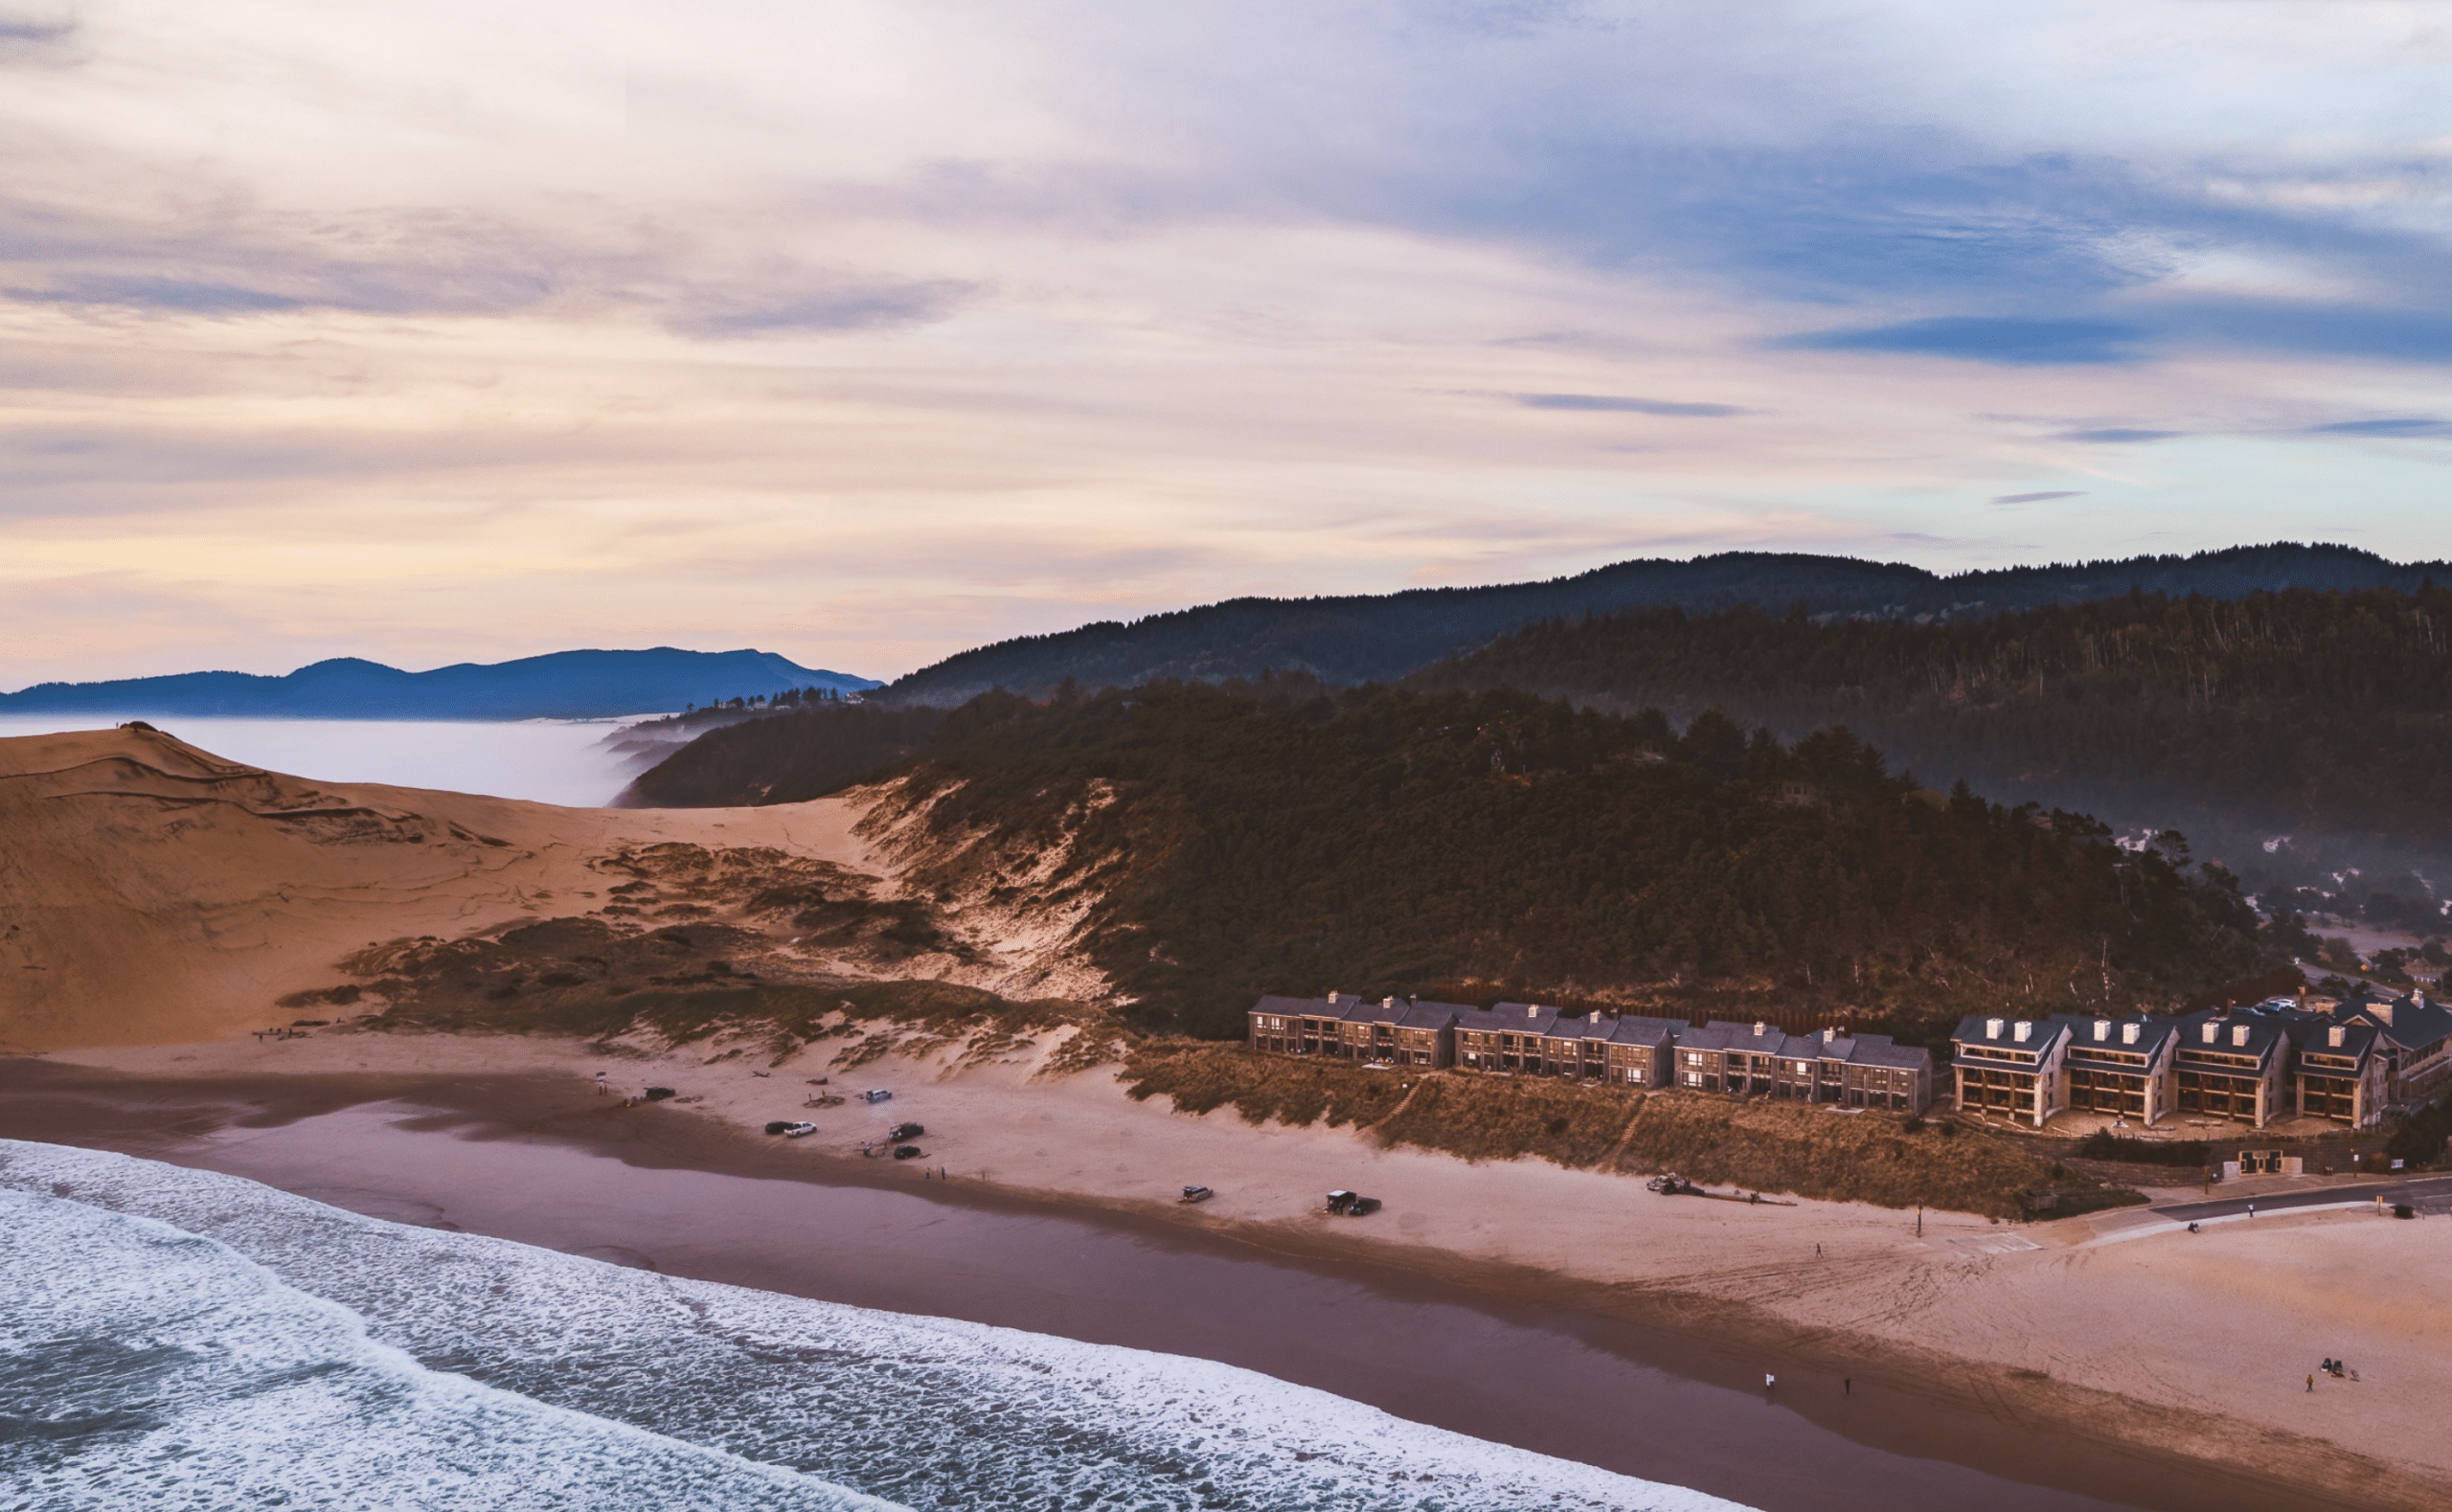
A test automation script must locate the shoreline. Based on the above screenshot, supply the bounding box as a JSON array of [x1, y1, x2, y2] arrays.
[[4, 1044, 2440, 1512]]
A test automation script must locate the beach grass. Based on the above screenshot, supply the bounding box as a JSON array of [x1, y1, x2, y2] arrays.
[[1121, 1042, 2142, 1218]]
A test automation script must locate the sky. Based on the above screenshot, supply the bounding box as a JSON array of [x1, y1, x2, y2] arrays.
[[7, 0, 2452, 686]]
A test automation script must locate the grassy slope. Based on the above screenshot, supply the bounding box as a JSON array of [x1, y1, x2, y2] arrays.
[[1123, 1043, 2136, 1219]]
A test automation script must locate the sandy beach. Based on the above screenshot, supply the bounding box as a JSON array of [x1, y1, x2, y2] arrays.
[[10, 1029, 2446, 1512], [7, 726, 2447, 1510]]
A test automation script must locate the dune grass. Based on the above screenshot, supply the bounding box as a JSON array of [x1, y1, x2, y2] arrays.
[[1121, 1042, 2141, 1218]]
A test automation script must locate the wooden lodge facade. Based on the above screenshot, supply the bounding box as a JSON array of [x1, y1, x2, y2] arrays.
[[1950, 1004, 2393, 1130], [1246, 995, 1931, 1112]]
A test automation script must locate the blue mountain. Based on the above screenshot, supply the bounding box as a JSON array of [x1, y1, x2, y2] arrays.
[[0, 648, 878, 720]]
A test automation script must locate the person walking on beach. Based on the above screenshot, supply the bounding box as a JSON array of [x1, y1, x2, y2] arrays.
[[1844, 1378, 1851, 1395], [596, 1072, 608, 1096], [1764, 1372, 1776, 1392], [2306, 1374, 2315, 1392]]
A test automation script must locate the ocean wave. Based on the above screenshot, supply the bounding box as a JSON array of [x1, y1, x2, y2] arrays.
[[0, 1182, 901, 1512], [1, 1140, 1750, 1512]]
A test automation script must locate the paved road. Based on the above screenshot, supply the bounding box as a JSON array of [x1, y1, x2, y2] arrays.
[[2151, 1174, 2452, 1222]]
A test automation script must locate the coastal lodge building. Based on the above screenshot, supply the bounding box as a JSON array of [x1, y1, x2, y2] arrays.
[[1246, 994, 1932, 1112], [1950, 1002, 2406, 1130]]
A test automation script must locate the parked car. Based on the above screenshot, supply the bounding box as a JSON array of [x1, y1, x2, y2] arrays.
[[887, 1122, 926, 1141], [763, 1120, 793, 1135], [782, 1122, 818, 1139], [1179, 1185, 1215, 1205], [643, 1087, 677, 1101], [892, 1144, 923, 1160], [1345, 1196, 1382, 1217], [863, 1089, 894, 1103]]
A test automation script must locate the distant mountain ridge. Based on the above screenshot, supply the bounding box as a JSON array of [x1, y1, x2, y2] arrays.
[[0, 648, 878, 721], [881, 543, 2449, 705]]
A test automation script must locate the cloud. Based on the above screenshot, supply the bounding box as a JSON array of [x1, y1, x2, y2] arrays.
[[666, 280, 975, 340], [2055, 427, 2186, 443], [1993, 490, 2085, 504], [1772, 317, 2144, 365], [1510, 393, 1747, 417], [2307, 417, 2452, 438]]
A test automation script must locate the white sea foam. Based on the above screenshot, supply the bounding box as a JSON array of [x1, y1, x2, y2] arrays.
[[1, 1140, 1752, 1511], [0, 1182, 902, 1511]]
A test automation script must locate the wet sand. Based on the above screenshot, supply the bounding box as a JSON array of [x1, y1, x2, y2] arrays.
[[0, 1058, 2388, 1512]]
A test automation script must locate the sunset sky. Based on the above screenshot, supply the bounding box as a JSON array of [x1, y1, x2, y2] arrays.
[[8, 1, 2452, 684]]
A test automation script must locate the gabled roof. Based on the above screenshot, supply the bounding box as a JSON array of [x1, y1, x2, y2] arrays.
[[2338, 993, 2452, 1052], [1846, 1033, 1931, 1071], [2172, 1011, 2288, 1062], [1948, 1015, 2072, 1056], [2050, 1014, 2178, 1058], [1604, 1014, 1682, 1048], [1250, 993, 1344, 1019], [1405, 1000, 1475, 1030], [2280, 1016, 2381, 1065], [1459, 1002, 1562, 1036]]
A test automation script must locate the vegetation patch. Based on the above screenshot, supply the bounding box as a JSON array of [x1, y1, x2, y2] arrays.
[[1122, 1043, 2140, 1218]]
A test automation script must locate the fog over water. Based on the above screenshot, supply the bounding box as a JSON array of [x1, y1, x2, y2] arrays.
[[0, 715, 647, 807]]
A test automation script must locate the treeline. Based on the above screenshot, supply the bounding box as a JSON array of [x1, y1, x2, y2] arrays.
[[623, 701, 944, 807], [879, 544, 2446, 707], [1416, 586, 2452, 899], [872, 681, 2281, 1040]]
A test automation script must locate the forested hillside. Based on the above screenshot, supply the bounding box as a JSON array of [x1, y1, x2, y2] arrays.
[[1416, 586, 2452, 915], [879, 543, 2446, 706], [855, 682, 2283, 1040], [622, 702, 945, 806]]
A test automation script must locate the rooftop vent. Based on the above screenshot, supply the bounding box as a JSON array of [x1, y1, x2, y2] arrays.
[[2123, 1022, 2141, 1045], [1987, 1018, 2004, 1040], [2232, 1025, 2250, 1048], [2094, 1019, 2111, 1042], [2329, 1025, 2347, 1049], [2013, 1021, 2032, 1043]]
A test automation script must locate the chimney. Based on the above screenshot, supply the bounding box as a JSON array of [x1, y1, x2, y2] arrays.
[[2122, 1022, 2140, 1045], [2012, 1021, 2032, 1043], [2202, 1022, 2218, 1044], [2093, 1019, 2111, 1042], [1986, 1018, 2004, 1040], [1824, 1027, 1837, 1043], [1528, 1004, 1538, 1019], [2232, 1025, 2250, 1048], [1754, 1021, 1769, 1036], [2329, 1025, 2347, 1049], [1384, 996, 1397, 1010], [2373, 1001, 2395, 1027]]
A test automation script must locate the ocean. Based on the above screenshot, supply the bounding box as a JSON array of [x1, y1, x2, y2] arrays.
[[1, 1140, 1747, 1511], [0, 715, 649, 808]]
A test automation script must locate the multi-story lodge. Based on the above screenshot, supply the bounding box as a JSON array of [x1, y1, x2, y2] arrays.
[[1951, 1015, 2075, 1127], [2331, 993, 2452, 1102], [1247, 993, 1468, 1068], [1246, 996, 1931, 1111], [1949, 1002, 2400, 1130]]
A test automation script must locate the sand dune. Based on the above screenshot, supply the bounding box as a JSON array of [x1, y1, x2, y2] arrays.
[[0, 726, 875, 1051]]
